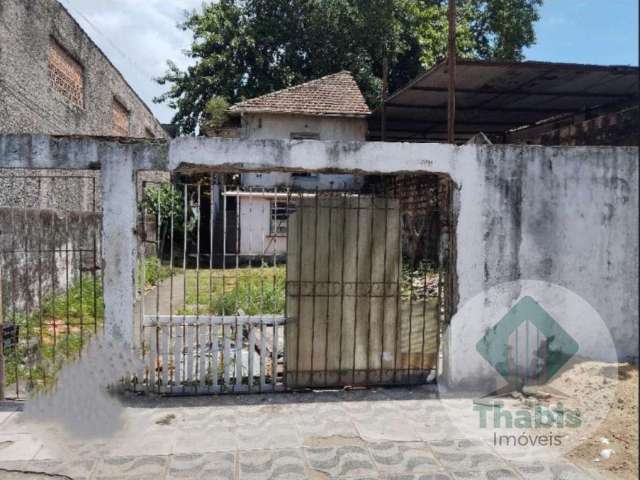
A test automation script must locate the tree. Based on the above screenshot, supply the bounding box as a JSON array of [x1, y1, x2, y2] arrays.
[[156, 0, 542, 135]]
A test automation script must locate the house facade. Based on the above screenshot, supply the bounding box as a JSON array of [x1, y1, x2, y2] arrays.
[[221, 71, 371, 256]]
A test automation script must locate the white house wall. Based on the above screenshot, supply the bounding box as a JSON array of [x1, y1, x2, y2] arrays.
[[239, 196, 286, 256], [240, 113, 367, 190]]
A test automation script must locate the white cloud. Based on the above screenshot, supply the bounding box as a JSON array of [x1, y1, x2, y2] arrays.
[[60, 0, 207, 123]]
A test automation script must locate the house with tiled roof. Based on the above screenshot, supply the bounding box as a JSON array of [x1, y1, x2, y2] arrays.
[[218, 71, 371, 255], [229, 71, 371, 118]]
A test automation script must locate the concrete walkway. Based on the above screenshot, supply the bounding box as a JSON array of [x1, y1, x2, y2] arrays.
[[142, 273, 186, 316], [0, 387, 603, 480], [134, 273, 185, 345]]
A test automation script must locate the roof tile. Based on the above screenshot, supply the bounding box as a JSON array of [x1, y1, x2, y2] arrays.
[[229, 71, 370, 117]]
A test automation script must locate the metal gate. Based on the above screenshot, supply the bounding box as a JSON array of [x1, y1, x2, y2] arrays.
[[136, 172, 449, 394], [0, 171, 103, 399]]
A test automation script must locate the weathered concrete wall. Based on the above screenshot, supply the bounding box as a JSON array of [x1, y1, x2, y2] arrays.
[[241, 113, 368, 142], [1, 136, 637, 382], [0, 207, 100, 313], [0, 168, 100, 212], [0, 135, 168, 170], [447, 145, 639, 388], [0, 0, 167, 139], [169, 139, 640, 379], [240, 112, 366, 190]]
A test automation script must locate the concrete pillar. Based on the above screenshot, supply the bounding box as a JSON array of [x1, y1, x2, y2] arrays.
[[100, 144, 137, 345]]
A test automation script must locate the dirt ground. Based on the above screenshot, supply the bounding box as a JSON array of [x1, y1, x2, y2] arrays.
[[562, 362, 639, 480]]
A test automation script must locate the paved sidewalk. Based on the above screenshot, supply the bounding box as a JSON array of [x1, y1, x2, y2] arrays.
[[0, 388, 602, 479]]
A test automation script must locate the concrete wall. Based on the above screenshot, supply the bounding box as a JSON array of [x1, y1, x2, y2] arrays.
[[167, 138, 639, 380], [1, 136, 637, 385], [240, 113, 366, 190], [0, 0, 167, 139], [447, 146, 639, 388]]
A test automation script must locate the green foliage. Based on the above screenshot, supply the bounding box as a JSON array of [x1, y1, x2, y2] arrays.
[[142, 256, 173, 288], [156, 0, 542, 135], [204, 96, 231, 130], [179, 265, 286, 316], [141, 184, 197, 243]]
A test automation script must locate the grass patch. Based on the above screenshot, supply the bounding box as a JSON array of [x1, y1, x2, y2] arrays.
[[3, 273, 104, 392], [178, 265, 285, 315], [142, 256, 173, 287]]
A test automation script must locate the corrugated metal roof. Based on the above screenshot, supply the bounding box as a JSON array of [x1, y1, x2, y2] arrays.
[[369, 60, 639, 142]]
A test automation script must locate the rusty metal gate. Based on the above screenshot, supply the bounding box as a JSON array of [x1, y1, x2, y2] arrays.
[[0, 171, 103, 399], [136, 172, 449, 394]]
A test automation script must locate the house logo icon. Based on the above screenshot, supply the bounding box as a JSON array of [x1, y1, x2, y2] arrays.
[[475, 296, 579, 388]]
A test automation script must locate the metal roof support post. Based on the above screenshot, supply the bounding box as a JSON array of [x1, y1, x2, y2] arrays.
[[447, 0, 457, 144], [382, 57, 389, 141]]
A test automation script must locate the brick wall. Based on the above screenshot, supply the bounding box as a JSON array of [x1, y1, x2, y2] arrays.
[[385, 174, 446, 267], [0, 0, 167, 139]]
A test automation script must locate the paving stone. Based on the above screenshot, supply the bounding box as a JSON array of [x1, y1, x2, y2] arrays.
[[167, 452, 235, 479], [0, 390, 595, 480], [106, 428, 176, 457], [428, 440, 506, 471], [0, 411, 16, 427], [180, 406, 238, 429], [383, 473, 453, 480], [43, 440, 111, 466], [368, 442, 441, 474], [0, 434, 42, 461], [295, 403, 358, 439], [353, 413, 423, 442], [239, 448, 306, 480], [94, 454, 168, 479], [0, 459, 96, 480], [511, 461, 595, 480], [173, 425, 237, 454], [305, 444, 377, 478], [415, 414, 462, 443], [450, 468, 522, 480], [0, 412, 29, 434], [235, 420, 300, 450]]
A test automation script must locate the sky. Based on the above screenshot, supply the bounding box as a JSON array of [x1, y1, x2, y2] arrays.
[[61, 0, 639, 124]]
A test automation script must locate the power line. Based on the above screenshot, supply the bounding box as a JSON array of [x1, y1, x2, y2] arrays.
[[1, 79, 67, 126], [0, 80, 64, 132], [58, 0, 159, 83]]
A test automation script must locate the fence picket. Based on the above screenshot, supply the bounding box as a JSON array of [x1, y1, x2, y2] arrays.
[[198, 326, 207, 387], [185, 323, 194, 384], [161, 323, 169, 390], [272, 323, 278, 390], [211, 323, 219, 392], [223, 324, 231, 389], [260, 317, 266, 390], [235, 322, 243, 390], [147, 327, 156, 390], [248, 324, 255, 391], [173, 324, 182, 388]]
